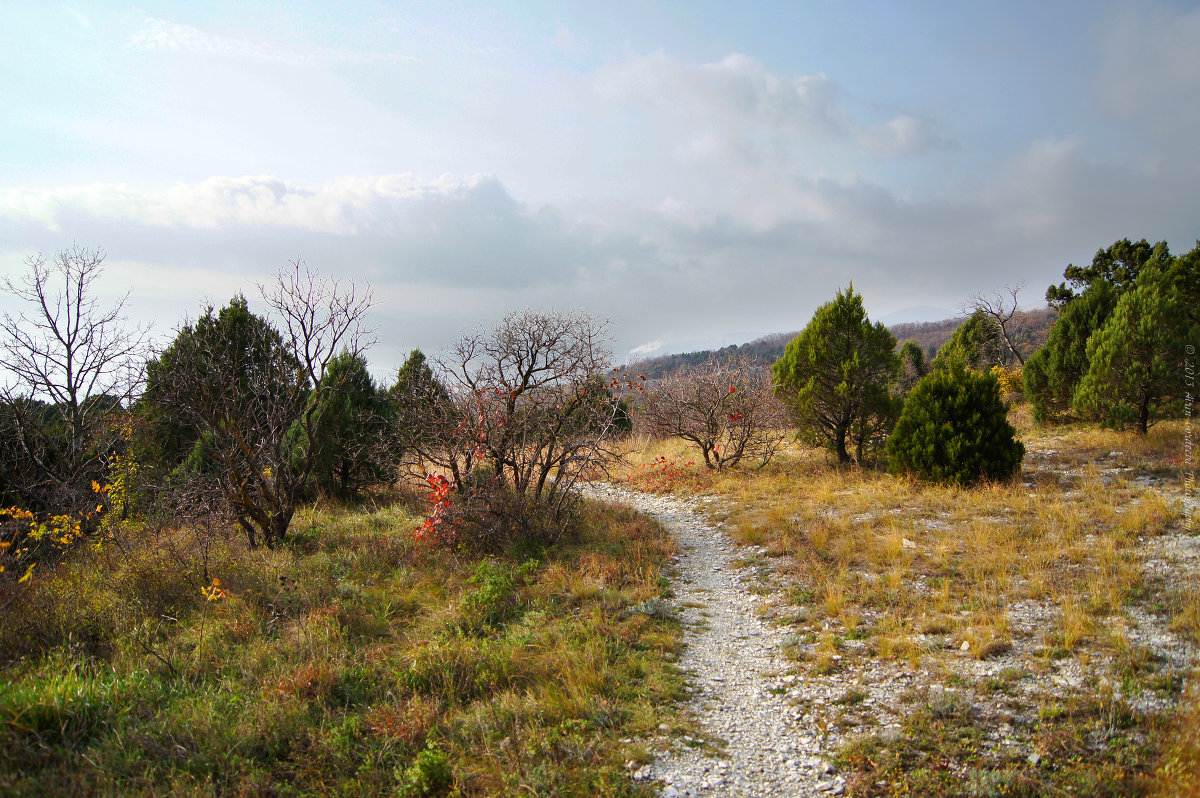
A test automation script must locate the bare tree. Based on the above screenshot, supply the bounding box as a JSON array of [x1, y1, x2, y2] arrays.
[[144, 260, 372, 548], [260, 258, 375, 390], [963, 283, 1029, 366], [641, 353, 787, 471], [405, 309, 623, 547], [0, 245, 147, 514]]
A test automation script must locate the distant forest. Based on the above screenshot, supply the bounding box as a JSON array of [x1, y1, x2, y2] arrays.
[[623, 308, 1059, 379]]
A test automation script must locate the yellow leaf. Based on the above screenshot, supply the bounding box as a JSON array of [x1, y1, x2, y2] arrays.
[[18, 563, 35, 583]]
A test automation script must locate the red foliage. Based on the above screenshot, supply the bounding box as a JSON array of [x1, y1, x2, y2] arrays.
[[416, 473, 455, 543]]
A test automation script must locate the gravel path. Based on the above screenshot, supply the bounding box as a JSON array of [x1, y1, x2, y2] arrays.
[[582, 484, 845, 797]]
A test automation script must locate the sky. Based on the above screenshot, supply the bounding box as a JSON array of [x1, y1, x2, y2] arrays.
[[2, 1, 1198, 377]]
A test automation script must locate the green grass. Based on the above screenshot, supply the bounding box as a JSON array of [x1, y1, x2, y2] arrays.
[[0, 498, 682, 796]]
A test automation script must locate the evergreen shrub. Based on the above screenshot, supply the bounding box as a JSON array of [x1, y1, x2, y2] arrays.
[[886, 366, 1024, 486]]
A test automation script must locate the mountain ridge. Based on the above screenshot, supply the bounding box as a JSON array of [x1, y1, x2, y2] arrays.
[[623, 308, 1058, 380]]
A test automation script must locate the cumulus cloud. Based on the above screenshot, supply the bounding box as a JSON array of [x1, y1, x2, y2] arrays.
[[0, 173, 659, 295], [592, 50, 959, 169], [858, 114, 956, 157], [3, 140, 1196, 376], [0, 173, 523, 235], [594, 51, 847, 139], [128, 17, 417, 66]]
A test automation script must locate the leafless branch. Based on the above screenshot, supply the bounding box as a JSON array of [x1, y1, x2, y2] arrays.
[[0, 245, 148, 514], [962, 282, 1028, 366], [403, 309, 621, 547], [260, 257, 375, 387], [640, 353, 787, 471]]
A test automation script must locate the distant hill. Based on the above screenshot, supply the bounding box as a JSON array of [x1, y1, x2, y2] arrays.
[[623, 331, 797, 380], [877, 305, 956, 326], [622, 308, 1058, 379], [891, 307, 1058, 361]]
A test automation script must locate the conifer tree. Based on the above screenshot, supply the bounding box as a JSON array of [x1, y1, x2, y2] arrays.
[[887, 364, 1024, 485], [1072, 271, 1190, 433], [1023, 281, 1118, 422], [773, 285, 899, 463]]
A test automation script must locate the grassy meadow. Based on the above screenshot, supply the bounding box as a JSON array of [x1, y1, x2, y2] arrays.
[[1, 406, 1197, 796], [0, 496, 682, 796]]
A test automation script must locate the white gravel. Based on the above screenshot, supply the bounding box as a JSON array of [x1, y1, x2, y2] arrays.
[[583, 477, 1200, 797], [582, 483, 845, 797]]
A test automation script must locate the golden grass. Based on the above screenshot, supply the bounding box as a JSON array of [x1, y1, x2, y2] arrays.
[[620, 416, 1195, 793]]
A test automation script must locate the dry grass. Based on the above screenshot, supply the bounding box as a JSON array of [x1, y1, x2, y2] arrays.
[[618, 415, 1196, 795]]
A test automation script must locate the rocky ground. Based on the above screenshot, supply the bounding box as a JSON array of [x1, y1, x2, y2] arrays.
[[584, 483, 850, 797], [583, 465, 1199, 797]]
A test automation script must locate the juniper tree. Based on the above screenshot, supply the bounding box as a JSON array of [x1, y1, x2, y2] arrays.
[[773, 285, 900, 464], [1072, 271, 1191, 434]]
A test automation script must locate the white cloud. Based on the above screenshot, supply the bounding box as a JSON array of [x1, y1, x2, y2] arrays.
[[128, 17, 418, 66], [0, 173, 659, 295], [0, 174, 503, 234], [630, 339, 663, 356], [858, 114, 956, 158], [552, 25, 588, 55], [591, 50, 960, 167], [3, 138, 1196, 376], [594, 51, 847, 138]]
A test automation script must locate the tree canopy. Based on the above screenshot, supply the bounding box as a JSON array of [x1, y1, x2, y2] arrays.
[[1072, 271, 1190, 433], [1023, 281, 1119, 423], [1026, 236, 1194, 427], [143, 263, 372, 547], [773, 285, 900, 464], [144, 296, 306, 546], [300, 351, 395, 499], [1045, 238, 1170, 309], [932, 310, 1005, 373]]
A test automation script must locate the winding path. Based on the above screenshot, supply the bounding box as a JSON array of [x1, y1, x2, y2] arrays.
[[583, 484, 845, 797]]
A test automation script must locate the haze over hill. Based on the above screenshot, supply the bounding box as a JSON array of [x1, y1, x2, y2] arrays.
[[623, 308, 1058, 379], [876, 306, 957, 326]]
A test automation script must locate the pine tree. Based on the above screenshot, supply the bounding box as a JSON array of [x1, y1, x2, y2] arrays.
[[1023, 281, 1118, 422], [932, 310, 1005, 372], [773, 285, 899, 463], [1072, 271, 1190, 433], [301, 351, 394, 498]]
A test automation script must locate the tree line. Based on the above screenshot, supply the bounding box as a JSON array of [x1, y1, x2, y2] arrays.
[[642, 237, 1195, 485], [1, 248, 631, 580], [2, 236, 1194, 585]]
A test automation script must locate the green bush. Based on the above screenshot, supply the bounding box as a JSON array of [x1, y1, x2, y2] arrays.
[[886, 366, 1024, 486], [397, 743, 452, 796]]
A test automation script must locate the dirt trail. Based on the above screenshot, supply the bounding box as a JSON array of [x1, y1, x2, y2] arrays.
[[583, 484, 845, 797]]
